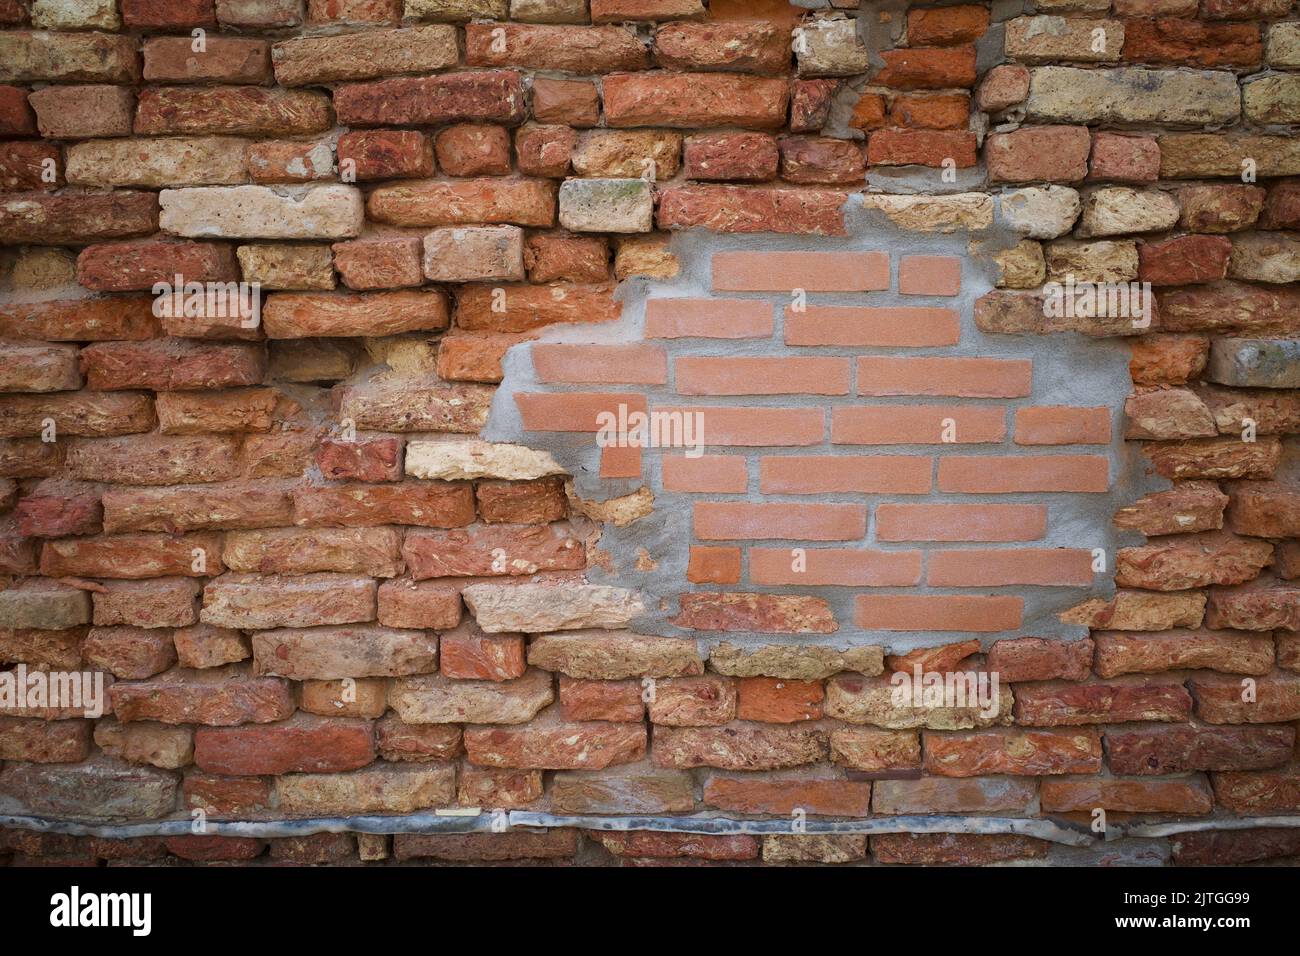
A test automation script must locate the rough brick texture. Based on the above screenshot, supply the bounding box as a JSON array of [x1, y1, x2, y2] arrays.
[[1, 0, 1299, 871]]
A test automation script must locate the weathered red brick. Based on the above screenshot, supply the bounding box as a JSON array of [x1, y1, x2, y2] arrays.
[[1014, 680, 1193, 726], [135, 86, 331, 136], [603, 73, 788, 128], [466, 23, 650, 72], [334, 71, 525, 127], [337, 130, 433, 180], [110, 664, 294, 725], [194, 714, 375, 775]]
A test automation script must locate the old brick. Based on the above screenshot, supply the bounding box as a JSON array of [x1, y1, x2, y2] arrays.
[[653, 722, 827, 771], [335, 71, 525, 127], [390, 669, 553, 724], [794, 15, 869, 76], [1144, 438, 1281, 483], [160, 185, 364, 240], [977, 64, 1030, 112], [1190, 672, 1300, 723], [423, 225, 524, 282], [1, 192, 158, 245], [392, 829, 576, 861], [136, 87, 330, 137], [1114, 533, 1273, 591], [0, 626, 84, 669], [369, 178, 554, 228], [531, 77, 599, 125], [704, 770, 870, 817], [1172, 827, 1300, 865], [1027, 66, 1240, 126], [1211, 766, 1300, 813], [183, 772, 272, 815], [1107, 724, 1294, 775], [658, 184, 847, 235], [655, 20, 788, 74], [0, 756, 177, 820], [876, 46, 977, 89], [986, 126, 1093, 185], [200, 572, 375, 629], [339, 377, 494, 433], [1123, 17, 1261, 68], [275, 764, 455, 815], [873, 833, 1049, 865], [464, 710, 646, 769], [1138, 235, 1232, 286], [173, 623, 250, 669], [467, 23, 649, 72], [790, 78, 837, 132], [272, 25, 458, 85], [1040, 775, 1213, 814], [110, 664, 292, 726], [376, 715, 462, 761], [552, 765, 692, 814], [252, 624, 436, 679], [91, 578, 200, 629], [0, 344, 81, 393], [0, 579, 91, 630], [516, 123, 576, 178], [672, 592, 836, 633], [457, 765, 542, 808], [144, 37, 271, 84], [42, 532, 223, 581], [1014, 679, 1193, 726], [926, 727, 1102, 777], [0, 30, 139, 84], [0, 717, 92, 764], [826, 673, 1012, 731], [94, 719, 193, 770], [604, 73, 787, 129], [648, 675, 736, 727], [683, 132, 779, 181], [194, 713, 375, 775], [292, 481, 471, 529]]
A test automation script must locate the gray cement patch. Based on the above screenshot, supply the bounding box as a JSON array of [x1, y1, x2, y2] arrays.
[[485, 193, 1154, 660]]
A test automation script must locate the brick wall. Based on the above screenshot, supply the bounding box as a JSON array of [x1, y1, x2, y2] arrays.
[[1, 0, 1299, 867]]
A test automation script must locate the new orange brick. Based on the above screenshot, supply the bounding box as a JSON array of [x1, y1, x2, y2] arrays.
[[662, 455, 747, 493], [600, 444, 641, 478], [927, 549, 1096, 587], [515, 392, 648, 432], [898, 255, 961, 296], [712, 251, 889, 292], [854, 595, 1023, 632], [938, 456, 1110, 493], [784, 306, 960, 347], [687, 546, 741, 584], [658, 406, 823, 446], [645, 298, 774, 339], [749, 548, 921, 586], [831, 406, 1006, 444], [532, 344, 667, 385], [875, 503, 1048, 542], [675, 357, 850, 396], [857, 357, 1032, 398], [1014, 407, 1112, 445], [760, 456, 932, 494], [694, 503, 866, 541]]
